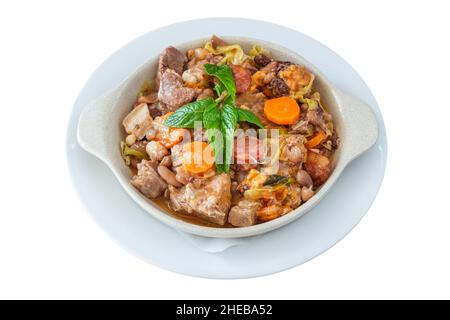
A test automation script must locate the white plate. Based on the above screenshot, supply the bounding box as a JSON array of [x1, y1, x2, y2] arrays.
[[66, 18, 387, 279]]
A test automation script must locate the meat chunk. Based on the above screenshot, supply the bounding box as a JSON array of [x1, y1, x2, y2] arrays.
[[156, 46, 187, 86], [306, 107, 327, 130], [158, 69, 195, 109], [235, 93, 269, 126], [262, 61, 278, 73], [147, 101, 168, 118], [268, 77, 290, 97], [122, 103, 153, 140], [275, 61, 294, 73], [131, 160, 167, 198], [279, 65, 313, 93], [168, 174, 231, 225], [211, 35, 227, 48], [146, 141, 169, 161], [230, 64, 251, 94], [304, 151, 331, 186], [254, 54, 272, 68], [228, 200, 261, 227], [290, 120, 311, 135]]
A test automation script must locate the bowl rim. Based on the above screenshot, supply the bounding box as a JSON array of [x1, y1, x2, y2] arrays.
[[77, 35, 377, 238]]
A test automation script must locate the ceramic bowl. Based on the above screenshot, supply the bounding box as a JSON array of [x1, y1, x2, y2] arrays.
[[77, 36, 378, 238]]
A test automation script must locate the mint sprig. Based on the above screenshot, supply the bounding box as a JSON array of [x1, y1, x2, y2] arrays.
[[164, 64, 263, 173]]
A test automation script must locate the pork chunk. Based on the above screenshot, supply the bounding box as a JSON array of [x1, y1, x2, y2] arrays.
[[228, 200, 261, 227], [122, 103, 153, 140], [230, 64, 251, 94], [158, 69, 195, 109], [306, 107, 327, 130], [304, 151, 331, 186], [131, 160, 167, 198], [156, 46, 187, 86], [211, 35, 227, 48], [148, 101, 172, 118], [168, 174, 231, 225]]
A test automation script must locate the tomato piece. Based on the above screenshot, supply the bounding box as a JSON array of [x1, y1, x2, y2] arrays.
[[234, 136, 264, 165]]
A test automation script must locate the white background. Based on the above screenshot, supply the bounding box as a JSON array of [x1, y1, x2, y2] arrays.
[[0, 0, 449, 299]]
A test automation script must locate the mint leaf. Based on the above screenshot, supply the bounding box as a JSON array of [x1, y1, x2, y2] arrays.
[[204, 64, 236, 102], [220, 104, 238, 173], [214, 82, 225, 97], [203, 102, 221, 129], [206, 128, 225, 173], [203, 103, 224, 172], [263, 175, 288, 186], [164, 98, 214, 128], [236, 108, 264, 128]]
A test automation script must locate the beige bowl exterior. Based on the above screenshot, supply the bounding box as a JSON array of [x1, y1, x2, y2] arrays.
[[77, 37, 378, 238]]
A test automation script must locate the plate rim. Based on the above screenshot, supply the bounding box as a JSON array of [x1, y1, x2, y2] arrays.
[[66, 17, 387, 279]]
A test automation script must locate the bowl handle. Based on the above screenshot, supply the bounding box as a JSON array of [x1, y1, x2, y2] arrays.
[[77, 89, 117, 162], [333, 88, 379, 164]]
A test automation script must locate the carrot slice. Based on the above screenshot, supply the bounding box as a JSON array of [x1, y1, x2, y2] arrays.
[[305, 130, 327, 149], [182, 141, 215, 173], [264, 97, 300, 125]]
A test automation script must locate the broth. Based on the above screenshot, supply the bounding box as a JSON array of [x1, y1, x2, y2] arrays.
[[152, 196, 234, 228]]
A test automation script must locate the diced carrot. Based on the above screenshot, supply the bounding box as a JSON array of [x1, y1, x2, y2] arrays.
[[263, 97, 300, 125], [305, 130, 327, 149], [182, 141, 215, 174], [159, 128, 186, 148]]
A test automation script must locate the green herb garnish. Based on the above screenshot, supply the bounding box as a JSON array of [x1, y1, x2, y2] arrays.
[[163, 98, 215, 128], [236, 107, 264, 128], [164, 63, 263, 173], [263, 175, 289, 186]]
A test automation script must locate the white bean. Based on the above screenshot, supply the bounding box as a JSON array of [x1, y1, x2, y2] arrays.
[[125, 134, 137, 146], [301, 186, 315, 201], [194, 48, 208, 60], [160, 156, 172, 167], [157, 165, 182, 187], [296, 169, 313, 187]]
